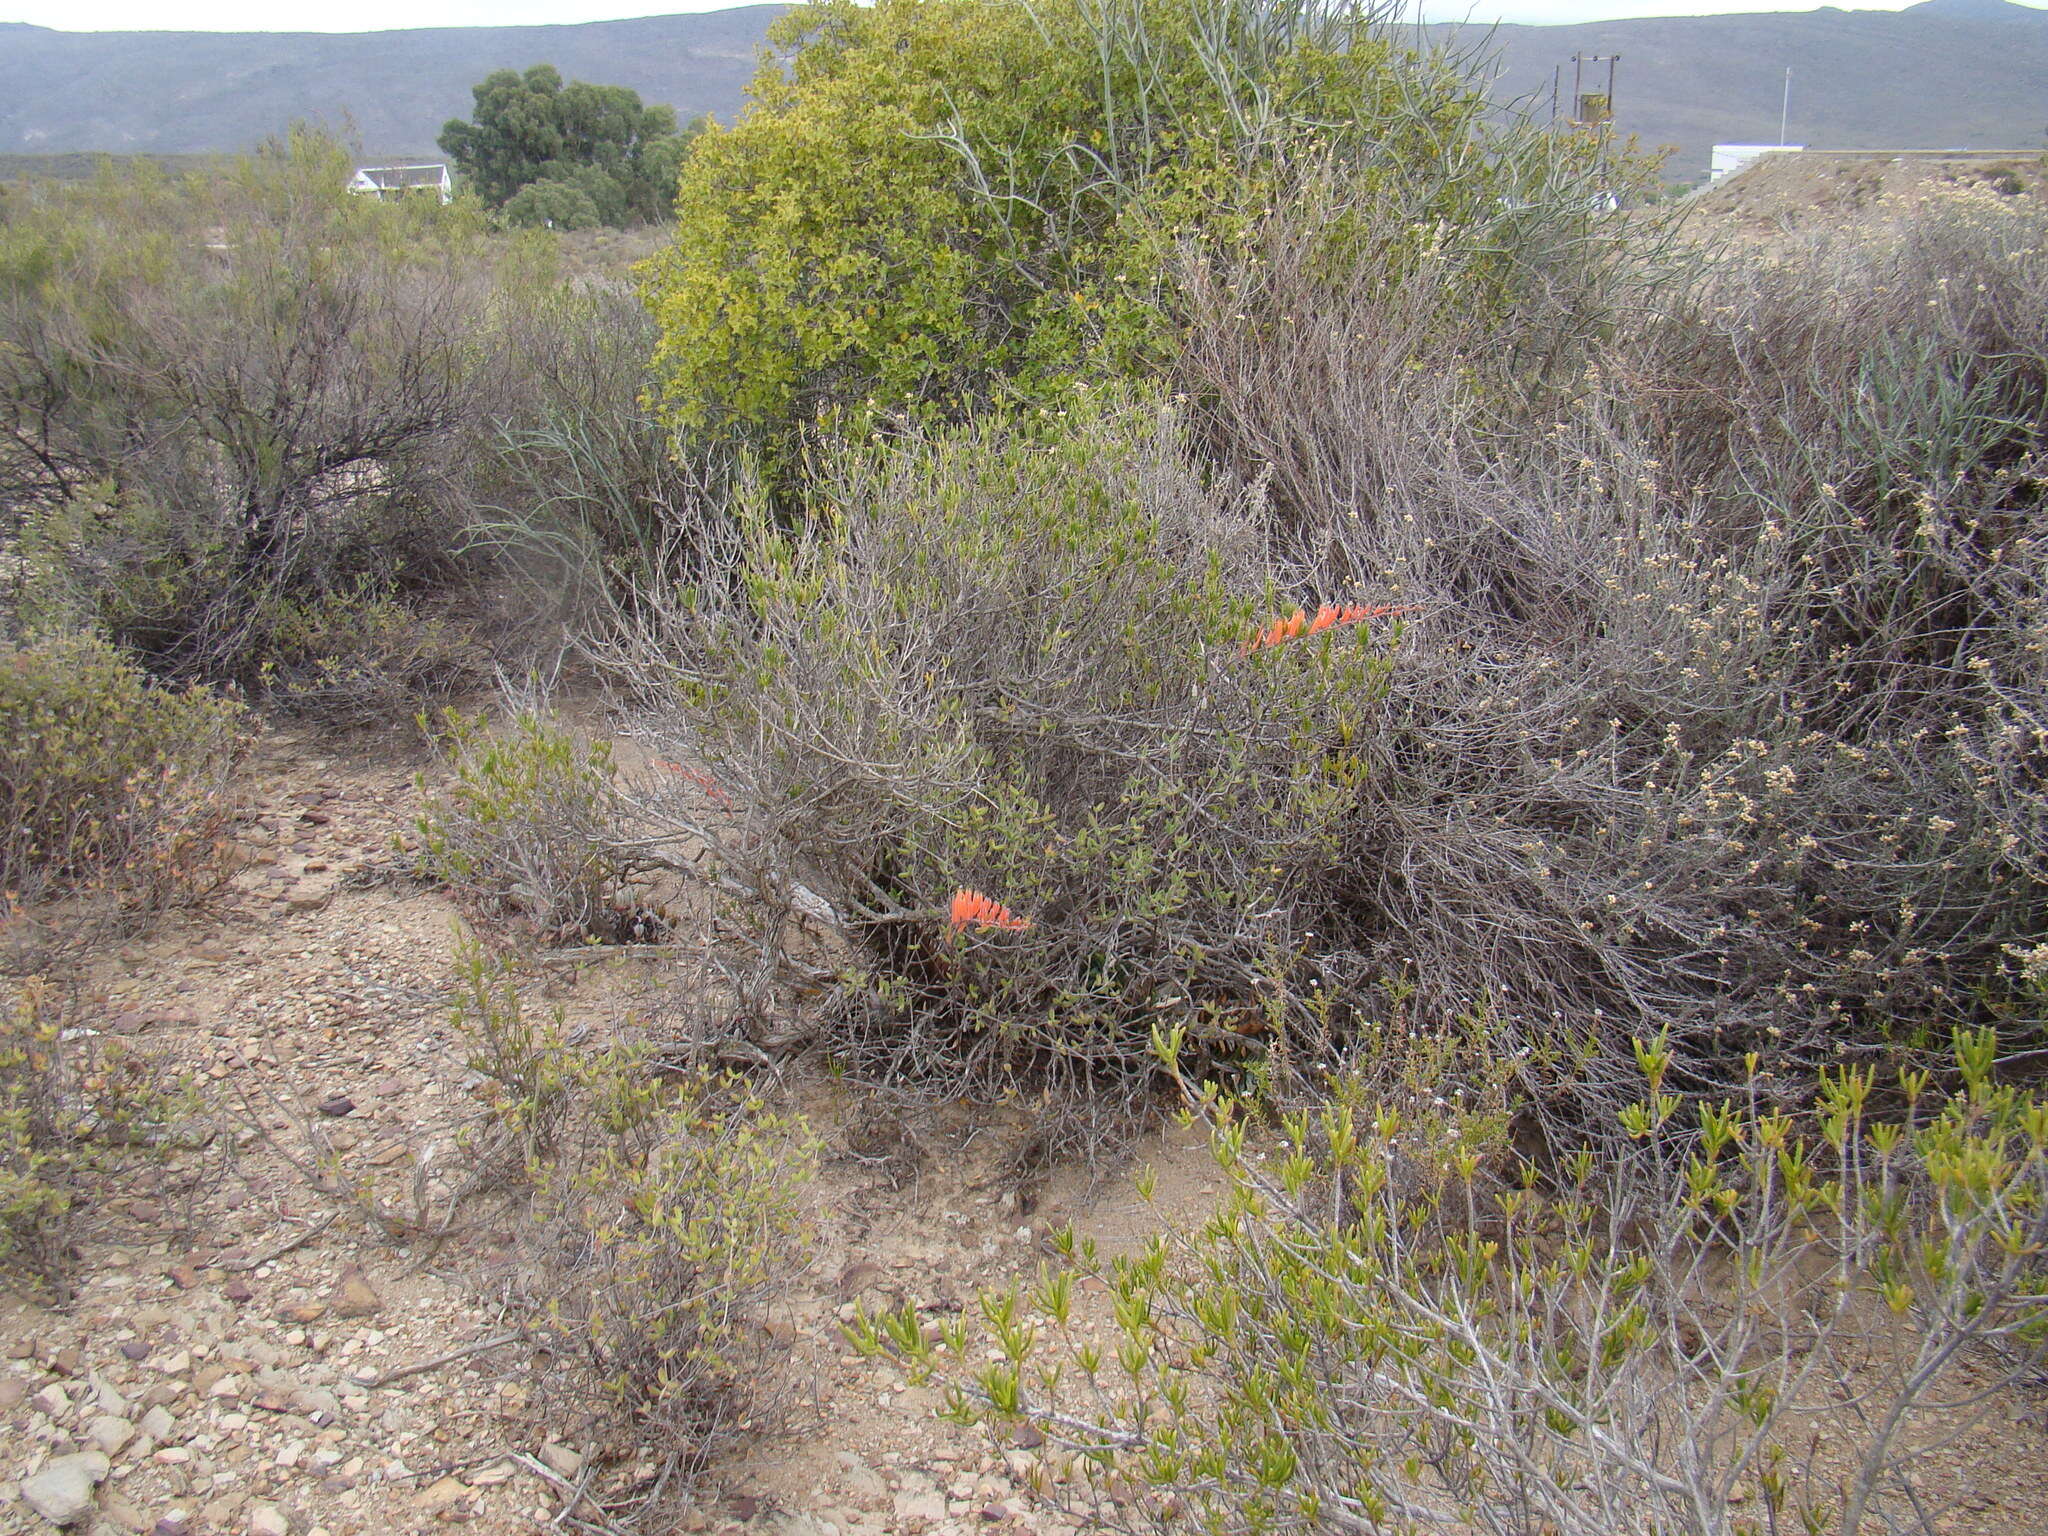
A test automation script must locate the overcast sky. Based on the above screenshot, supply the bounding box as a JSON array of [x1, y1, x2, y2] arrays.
[[1, 0, 2039, 35]]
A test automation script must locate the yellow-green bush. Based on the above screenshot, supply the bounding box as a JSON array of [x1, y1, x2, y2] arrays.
[[0, 633, 245, 912], [445, 944, 819, 1473], [857, 1031, 2048, 1535], [643, 0, 1595, 462], [414, 707, 640, 940], [2, 982, 189, 1300]]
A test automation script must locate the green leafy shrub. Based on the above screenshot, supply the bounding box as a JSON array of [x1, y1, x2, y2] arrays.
[[414, 706, 641, 940], [0, 633, 245, 914], [857, 1032, 2048, 1535], [445, 943, 819, 1475], [448, 934, 577, 1168], [530, 1067, 819, 1472], [2, 981, 190, 1301]]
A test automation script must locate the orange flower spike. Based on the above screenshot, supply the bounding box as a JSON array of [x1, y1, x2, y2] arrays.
[[1308, 604, 1341, 635], [949, 888, 1031, 933]]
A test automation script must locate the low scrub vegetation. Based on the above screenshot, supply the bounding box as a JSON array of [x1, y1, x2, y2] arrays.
[[3, 0, 2046, 1516], [413, 706, 644, 942], [449, 945, 819, 1480], [0, 633, 244, 921], [638, 181, 2048, 1151], [855, 1030, 2048, 1535], [0, 128, 665, 709], [1, 982, 189, 1301]]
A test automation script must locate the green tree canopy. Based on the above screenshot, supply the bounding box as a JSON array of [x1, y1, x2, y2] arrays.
[[439, 64, 697, 226]]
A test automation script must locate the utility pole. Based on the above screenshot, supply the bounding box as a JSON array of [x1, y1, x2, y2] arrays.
[[1779, 67, 1792, 146]]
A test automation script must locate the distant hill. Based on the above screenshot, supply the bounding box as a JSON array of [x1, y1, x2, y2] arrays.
[[1451, 0, 2048, 176], [0, 2, 2042, 178], [0, 8, 778, 161]]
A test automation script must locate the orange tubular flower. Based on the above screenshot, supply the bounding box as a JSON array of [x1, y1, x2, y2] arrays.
[[948, 888, 1031, 933], [1243, 601, 1420, 653], [655, 759, 733, 809]]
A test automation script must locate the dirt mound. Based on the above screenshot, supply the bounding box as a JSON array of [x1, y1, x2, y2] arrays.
[[1688, 150, 2047, 241]]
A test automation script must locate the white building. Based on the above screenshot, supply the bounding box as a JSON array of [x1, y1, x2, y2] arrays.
[[1709, 144, 1804, 183], [349, 164, 453, 204]]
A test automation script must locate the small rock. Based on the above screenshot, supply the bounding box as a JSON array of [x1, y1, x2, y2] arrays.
[[151, 1519, 192, 1536], [0, 1379, 25, 1410], [892, 1491, 946, 1525], [287, 1387, 341, 1422], [276, 1303, 326, 1326], [34, 1382, 73, 1417], [223, 1280, 254, 1305], [315, 1097, 354, 1119], [97, 1491, 150, 1533], [166, 1266, 202, 1290], [137, 1406, 178, 1443], [537, 1444, 582, 1479], [117, 1343, 150, 1364], [463, 1459, 516, 1487], [415, 1477, 468, 1515], [86, 1416, 135, 1456], [246, 1506, 290, 1536], [22, 1450, 111, 1526], [327, 1268, 380, 1320]]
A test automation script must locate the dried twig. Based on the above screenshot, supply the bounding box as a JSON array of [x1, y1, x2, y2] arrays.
[[358, 1331, 526, 1389], [218, 1212, 338, 1272]]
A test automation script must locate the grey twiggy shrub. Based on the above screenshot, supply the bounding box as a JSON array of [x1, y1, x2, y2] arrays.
[[631, 174, 2046, 1151], [1167, 180, 2048, 1134], [625, 402, 1406, 1136]]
